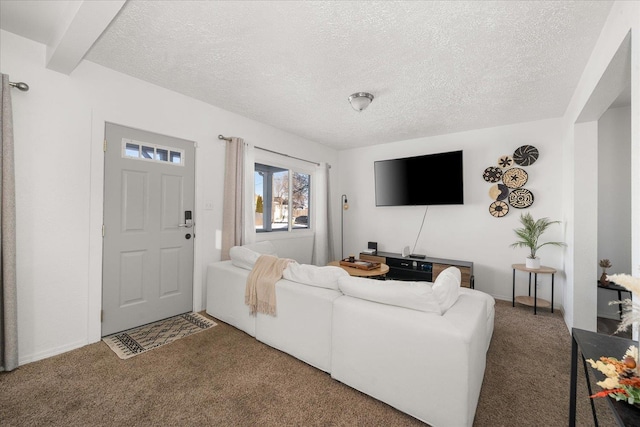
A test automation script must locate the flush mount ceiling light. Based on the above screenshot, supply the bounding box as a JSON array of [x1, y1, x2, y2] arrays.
[[348, 92, 374, 112]]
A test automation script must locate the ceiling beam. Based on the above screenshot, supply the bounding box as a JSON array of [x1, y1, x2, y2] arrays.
[[46, 0, 126, 75], [575, 31, 631, 123]]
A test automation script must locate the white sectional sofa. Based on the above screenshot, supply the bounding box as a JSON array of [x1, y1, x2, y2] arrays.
[[206, 242, 495, 427]]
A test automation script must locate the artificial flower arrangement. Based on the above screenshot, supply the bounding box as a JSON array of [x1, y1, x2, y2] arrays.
[[607, 273, 640, 333], [587, 271, 640, 405], [587, 345, 640, 404]]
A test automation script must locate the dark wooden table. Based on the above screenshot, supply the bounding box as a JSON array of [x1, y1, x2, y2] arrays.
[[570, 328, 640, 426], [598, 281, 632, 320]]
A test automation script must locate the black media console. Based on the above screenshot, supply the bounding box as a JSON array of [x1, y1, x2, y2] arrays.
[[359, 251, 474, 288]]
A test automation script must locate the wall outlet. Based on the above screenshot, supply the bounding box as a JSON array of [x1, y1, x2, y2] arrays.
[[204, 201, 214, 210]]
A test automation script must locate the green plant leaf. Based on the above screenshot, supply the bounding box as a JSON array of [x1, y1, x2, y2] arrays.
[[510, 212, 565, 258]]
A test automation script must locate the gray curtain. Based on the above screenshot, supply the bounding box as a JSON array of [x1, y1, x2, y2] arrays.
[[221, 137, 245, 260], [0, 74, 18, 372]]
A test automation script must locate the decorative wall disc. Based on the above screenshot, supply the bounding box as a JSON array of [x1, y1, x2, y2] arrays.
[[508, 188, 534, 208], [513, 145, 539, 166], [489, 200, 509, 217], [489, 183, 509, 201], [498, 155, 513, 168], [483, 166, 503, 183], [502, 167, 528, 188]]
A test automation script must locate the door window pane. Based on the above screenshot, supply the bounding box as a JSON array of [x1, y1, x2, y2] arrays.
[[125, 143, 139, 158], [141, 145, 154, 159], [156, 148, 168, 162], [170, 151, 182, 164]]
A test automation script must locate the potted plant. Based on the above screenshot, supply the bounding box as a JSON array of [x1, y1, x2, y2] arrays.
[[510, 212, 565, 269]]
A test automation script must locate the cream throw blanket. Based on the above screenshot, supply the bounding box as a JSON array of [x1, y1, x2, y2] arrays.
[[245, 254, 293, 316]]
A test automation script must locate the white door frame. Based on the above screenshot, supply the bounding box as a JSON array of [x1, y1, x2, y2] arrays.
[[87, 113, 202, 343]]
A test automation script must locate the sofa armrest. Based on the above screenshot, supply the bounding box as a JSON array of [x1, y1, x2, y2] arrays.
[[205, 260, 256, 337]]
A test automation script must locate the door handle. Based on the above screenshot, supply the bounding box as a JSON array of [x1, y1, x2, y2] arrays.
[[179, 210, 193, 228]]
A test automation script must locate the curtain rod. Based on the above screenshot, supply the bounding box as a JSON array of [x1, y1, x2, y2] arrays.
[[218, 134, 321, 167], [9, 81, 29, 92]]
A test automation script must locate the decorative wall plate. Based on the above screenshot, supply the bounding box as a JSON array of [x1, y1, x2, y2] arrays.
[[513, 145, 539, 166], [489, 200, 509, 217], [502, 167, 528, 188], [483, 166, 503, 183], [498, 155, 513, 168], [489, 183, 509, 201], [508, 188, 534, 208]]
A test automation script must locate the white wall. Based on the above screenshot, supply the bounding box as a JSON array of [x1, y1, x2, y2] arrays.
[[597, 106, 632, 319], [1, 30, 339, 365], [561, 0, 640, 332], [570, 121, 599, 331], [338, 118, 565, 304]]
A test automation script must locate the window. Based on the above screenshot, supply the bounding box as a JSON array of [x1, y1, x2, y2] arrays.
[[255, 163, 310, 232], [122, 138, 184, 166]]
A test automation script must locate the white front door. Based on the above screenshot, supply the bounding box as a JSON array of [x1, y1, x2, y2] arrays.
[[102, 123, 195, 336]]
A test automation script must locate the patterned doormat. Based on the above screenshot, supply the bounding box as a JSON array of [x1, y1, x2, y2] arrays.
[[103, 312, 216, 359]]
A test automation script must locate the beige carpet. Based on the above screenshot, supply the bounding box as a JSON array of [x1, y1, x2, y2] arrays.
[[102, 312, 217, 359], [0, 302, 621, 426]]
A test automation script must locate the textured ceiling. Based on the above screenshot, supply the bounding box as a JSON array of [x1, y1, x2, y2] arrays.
[[4, 1, 615, 150]]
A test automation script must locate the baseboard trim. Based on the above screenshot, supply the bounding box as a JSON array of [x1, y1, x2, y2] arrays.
[[19, 339, 87, 367]]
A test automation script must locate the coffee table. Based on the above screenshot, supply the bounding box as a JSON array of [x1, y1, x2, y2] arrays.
[[569, 328, 640, 426], [328, 261, 389, 278]]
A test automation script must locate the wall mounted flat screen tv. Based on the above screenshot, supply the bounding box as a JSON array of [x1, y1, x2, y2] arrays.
[[374, 150, 464, 206]]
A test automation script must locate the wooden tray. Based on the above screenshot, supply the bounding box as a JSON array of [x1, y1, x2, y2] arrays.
[[339, 259, 381, 270]]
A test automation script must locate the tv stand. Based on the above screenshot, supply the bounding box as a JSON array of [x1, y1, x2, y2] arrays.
[[360, 251, 474, 288]]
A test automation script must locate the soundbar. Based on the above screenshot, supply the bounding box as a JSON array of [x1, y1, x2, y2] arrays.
[[409, 254, 426, 259]]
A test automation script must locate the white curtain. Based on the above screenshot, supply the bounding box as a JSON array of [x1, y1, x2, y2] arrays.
[[221, 137, 245, 260], [0, 74, 18, 372], [312, 162, 333, 265], [242, 143, 256, 245]]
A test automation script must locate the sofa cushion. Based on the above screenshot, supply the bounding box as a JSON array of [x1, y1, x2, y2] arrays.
[[243, 241, 278, 256], [229, 241, 278, 270], [283, 262, 348, 290], [432, 267, 461, 313], [338, 276, 441, 314]]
